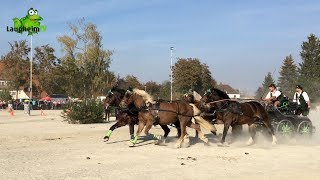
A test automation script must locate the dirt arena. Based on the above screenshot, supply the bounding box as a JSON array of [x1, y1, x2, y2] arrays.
[[0, 110, 320, 180]]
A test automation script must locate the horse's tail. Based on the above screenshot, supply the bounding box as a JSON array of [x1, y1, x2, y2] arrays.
[[189, 104, 217, 132]]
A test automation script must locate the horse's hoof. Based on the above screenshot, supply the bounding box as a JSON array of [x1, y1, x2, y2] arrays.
[[272, 135, 277, 146], [245, 138, 254, 146], [199, 136, 209, 144], [127, 141, 135, 147], [175, 143, 182, 148], [185, 141, 190, 147], [103, 136, 109, 141], [184, 137, 190, 144], [162, 138, 167, 144], [154, 139, 161, 145]]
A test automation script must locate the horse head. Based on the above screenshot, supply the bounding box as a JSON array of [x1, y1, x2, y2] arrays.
[[183, 92, 195, 103], [201, 88, 230, 102], [120, 88, 148, 109], [105, 88, 126, 107]]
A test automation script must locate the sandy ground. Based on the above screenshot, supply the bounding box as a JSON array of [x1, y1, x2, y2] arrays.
[[0, 110, 320, 180]]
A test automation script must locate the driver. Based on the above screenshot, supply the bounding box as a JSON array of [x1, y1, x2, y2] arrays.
[[263, 84, 284, 107], [293, 85, 311, 116]]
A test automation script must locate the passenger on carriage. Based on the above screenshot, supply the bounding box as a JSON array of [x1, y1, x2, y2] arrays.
[[263, 84, 285, 107], [293, 85, 310, 116]]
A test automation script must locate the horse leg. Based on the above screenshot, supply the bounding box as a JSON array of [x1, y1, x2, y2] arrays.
[[262, 119, 277, 145], [219, 119, 232, 146], [175, 118, 188, 148], [107, 112, 110, 122], [129, 121, 135, 140], [173, 121, 181, 137], [160, 125, 170, 143], [246, 124, 256, 146], [187, 121, 209, 144], [103, 122, 121, 141], [195, 123, 199, 139], [142, 123, 164, 145], [129, 121, 145, 146]]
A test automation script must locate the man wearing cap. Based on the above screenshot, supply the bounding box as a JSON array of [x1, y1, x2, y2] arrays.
[[293, 85, 311, 116], [263, 84, 284, 107]]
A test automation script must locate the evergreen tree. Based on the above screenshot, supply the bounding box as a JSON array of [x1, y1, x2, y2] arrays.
[[255, 86, 264, 99], [278, 55, 298, 98], [255, 72, 275, 98], [298, 34, 320, 102]]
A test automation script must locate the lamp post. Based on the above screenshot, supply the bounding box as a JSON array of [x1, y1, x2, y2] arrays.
[[29, 35, 33, 115], [170, 47, 174, 102]]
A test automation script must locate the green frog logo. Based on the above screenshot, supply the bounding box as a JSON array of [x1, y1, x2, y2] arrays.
[[11, 8, 46, 35]]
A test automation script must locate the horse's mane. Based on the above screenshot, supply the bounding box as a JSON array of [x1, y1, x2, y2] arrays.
[[193, 91, 202, 101], [211, 88, 230, 99], [133, 88, 155, 104]]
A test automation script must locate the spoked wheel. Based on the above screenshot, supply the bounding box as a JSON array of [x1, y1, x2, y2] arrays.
[[276, 119, 294, 139], [297, 120, 312, 137]]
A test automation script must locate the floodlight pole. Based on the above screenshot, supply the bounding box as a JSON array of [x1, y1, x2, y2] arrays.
[[29, 35, 33, 115], [170, 47, 174, 102]]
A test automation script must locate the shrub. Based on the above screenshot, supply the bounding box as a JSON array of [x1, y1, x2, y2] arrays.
[[63, 100, 105, 124], [0, 90, 12, 101]]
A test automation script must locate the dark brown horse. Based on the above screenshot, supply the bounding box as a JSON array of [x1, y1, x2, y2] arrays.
[[201, 88, 277, 146], [120, 89, 214, 148], [103, 87, 181, 143], [103, 88, 138, 141], [183, 91, 241, 136]]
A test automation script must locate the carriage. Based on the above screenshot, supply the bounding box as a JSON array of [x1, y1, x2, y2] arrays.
[[259, 100, 315, 138]]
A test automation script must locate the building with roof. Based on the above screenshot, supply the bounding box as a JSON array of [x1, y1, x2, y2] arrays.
[[216, 83, 240, 99]]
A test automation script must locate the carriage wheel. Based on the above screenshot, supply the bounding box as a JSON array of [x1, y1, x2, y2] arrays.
[[297, 120, 312, 136], [276, 119, 294, 138]]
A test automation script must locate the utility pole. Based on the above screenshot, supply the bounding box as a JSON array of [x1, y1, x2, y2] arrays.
[[170, 47, 174, 102]]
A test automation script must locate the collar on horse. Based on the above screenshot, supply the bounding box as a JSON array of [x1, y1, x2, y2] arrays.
[[208, 99, 243, 115]]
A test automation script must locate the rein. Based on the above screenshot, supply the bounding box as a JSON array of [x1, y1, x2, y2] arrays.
[[148, 106, 194, 118], [134, 102, 195, 118], [207, 99, 238, 104], [207, 99, 244, 115]]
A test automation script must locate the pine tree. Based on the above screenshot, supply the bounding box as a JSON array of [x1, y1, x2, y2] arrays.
[[298, 34, 320, 102], [255, 86, 264, 99], [255, 72, 275, 98], [278, 55, 298, 98]]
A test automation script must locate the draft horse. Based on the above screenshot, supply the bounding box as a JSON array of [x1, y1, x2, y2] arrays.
[[103, 87, 181, 142], [120, 89, 214, 148], [183, 91, 240, 136], [201, 88, 277, 146]]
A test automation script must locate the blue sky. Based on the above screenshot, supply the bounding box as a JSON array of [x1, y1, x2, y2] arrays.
[[1, 0, 320, 95]]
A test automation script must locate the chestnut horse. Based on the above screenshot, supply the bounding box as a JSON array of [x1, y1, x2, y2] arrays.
[[103, 87, 181, 142], [201, 88, 277, 146], [120, 89, 215, 148]]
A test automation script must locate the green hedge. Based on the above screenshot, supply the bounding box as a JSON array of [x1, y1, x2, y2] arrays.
[[63, 100, 105, 124]]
